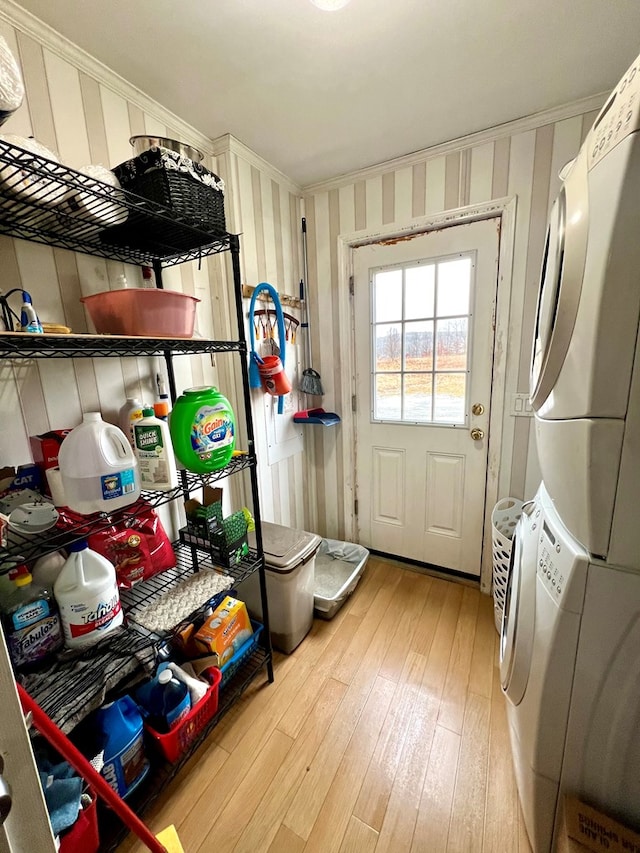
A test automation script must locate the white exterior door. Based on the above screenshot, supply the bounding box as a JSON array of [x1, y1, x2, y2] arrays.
[[0, 629, 56, 852], [353, 218, 500, 577]]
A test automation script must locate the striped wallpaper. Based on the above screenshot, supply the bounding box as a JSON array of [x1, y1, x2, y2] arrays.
[[302, 107, 601, 541], [0, 10, 224, 540], [0, 1, 605, 558], [0, 7, 306, 538]]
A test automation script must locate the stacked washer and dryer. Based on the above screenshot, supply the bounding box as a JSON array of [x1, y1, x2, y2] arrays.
[[500, 52, 640, 852]]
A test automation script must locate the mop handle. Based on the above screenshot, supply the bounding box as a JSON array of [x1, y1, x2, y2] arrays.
[[301, 217, 314, 359], [17, 685, 168, 853]]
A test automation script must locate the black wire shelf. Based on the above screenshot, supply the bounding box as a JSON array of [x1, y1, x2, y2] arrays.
[[19, 625, 158, 735], [0, 140, 274, 849], [0, 332, 246, 359], [121, 542, 263, 641], [97, 647, 270, 853], [18, 541, 265, 735], [0, 138, 235, 266], [0, 455, 256, 571]]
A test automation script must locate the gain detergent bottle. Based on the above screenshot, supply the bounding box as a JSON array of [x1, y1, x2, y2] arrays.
[[169, 387, 236, 473]]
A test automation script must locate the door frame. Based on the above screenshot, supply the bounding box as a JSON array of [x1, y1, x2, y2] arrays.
[[336, 196, 517, 592]]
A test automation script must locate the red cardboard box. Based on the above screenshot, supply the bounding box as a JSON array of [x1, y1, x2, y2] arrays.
[[30, 430, 72, 470]]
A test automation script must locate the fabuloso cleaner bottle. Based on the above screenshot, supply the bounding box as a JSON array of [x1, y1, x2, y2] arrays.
[[1, 569, 63, 669], [133, 407, 178, 491], [54, 541, 123, 649], [169, 387, 236, 473], [20, 290, 43, 334], [58, 413, 140, 514]]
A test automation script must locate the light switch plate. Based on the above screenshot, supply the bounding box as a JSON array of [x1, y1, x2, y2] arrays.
[[511, 393, 533, 417]]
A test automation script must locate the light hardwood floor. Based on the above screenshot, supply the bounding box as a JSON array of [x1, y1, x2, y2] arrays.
[[119, 557, 533, 853]]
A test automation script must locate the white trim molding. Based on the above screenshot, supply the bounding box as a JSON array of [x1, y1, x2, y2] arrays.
[[0, 0, 215, 155], [211, 134, 303, 197], [337, 197, 518, 593], [304, 93, 605, 194]]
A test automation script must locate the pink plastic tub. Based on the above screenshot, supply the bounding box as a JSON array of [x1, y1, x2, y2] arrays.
[[81, 288, 200, 337]]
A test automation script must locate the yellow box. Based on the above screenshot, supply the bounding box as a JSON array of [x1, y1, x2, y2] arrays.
[[193, 596, 253, 666]]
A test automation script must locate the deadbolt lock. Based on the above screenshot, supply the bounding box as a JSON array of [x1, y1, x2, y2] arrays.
[[471, 403, 485, 416], [470, 427, 485, 441]]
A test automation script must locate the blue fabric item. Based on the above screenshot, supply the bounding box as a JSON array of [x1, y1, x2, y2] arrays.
[[36, 758, 83, 836], [248, 282, 287, 414]]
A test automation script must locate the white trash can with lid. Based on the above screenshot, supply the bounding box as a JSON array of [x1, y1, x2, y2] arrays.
[[240, 521, 321, 654]]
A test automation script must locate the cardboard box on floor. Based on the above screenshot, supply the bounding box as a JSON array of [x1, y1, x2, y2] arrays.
[[557, 796, 640, 853]]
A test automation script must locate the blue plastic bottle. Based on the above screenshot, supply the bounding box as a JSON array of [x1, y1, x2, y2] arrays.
[[95, 696, 148, 797], [147, 669, 191, 733]]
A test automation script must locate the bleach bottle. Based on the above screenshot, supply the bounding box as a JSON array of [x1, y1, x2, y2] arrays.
[[95, 696, 148, 798], [54, 541, 123, 649], [58, 412, 140, 515]]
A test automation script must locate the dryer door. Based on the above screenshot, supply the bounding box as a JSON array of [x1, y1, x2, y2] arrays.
[[530, 152, 589, 413], [501, 509, 537, 705]]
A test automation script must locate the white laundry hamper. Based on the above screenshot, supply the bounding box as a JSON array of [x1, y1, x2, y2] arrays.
[[491, 497, 524, 633]]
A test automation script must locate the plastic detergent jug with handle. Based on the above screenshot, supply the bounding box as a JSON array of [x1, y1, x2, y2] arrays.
[[145, 669, 191, 733], [133, 407, 178, 491], [94, 696, 148, 798], [54, 540, 123, 649], [169, 386, 236, 473], [58, 412, 140, 514], [118, 398, 146, 449]]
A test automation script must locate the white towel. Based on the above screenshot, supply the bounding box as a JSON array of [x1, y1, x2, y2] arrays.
[[58, 164, 128, 227], [0, 35, 24, 122]]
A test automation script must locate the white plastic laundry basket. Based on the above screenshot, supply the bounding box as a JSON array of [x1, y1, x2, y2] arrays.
[[491, 497, 524, 633]]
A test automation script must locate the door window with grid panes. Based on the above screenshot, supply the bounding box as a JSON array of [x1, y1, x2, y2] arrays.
[[371, 253, 474, 425]]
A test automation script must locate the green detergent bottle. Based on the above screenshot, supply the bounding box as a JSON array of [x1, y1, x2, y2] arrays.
[[169, 386, 236, 473]]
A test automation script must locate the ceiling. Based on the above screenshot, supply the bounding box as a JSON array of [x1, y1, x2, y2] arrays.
[[11, 0, 640, 186]]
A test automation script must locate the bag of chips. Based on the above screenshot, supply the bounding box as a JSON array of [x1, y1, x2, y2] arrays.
[[87, 499, 175, 588]]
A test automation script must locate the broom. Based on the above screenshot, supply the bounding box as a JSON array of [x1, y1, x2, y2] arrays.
[[18, 685, 185, 853], [299, 217, 324, 396]]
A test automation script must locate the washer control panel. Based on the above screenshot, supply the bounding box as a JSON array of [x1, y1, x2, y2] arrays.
[[535, 505, 589, 614], [589, 53, 640, 170]]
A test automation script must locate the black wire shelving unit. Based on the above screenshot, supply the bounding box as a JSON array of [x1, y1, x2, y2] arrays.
[[0, 138, 233, 267], [0, 138, 275, 850], [0, 456, 257, 570], [0, 333, 246, 360]]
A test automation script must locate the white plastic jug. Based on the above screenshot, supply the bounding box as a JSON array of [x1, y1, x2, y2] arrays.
[[118, 397, 146, 449], [54, 540, 123, 649], [133, 407, 178, 491], [58, 412, 140, 514]]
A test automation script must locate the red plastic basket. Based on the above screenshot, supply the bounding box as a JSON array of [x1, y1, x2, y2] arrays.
[[144, 667, 221, 763], [59, 788, 99, 853]]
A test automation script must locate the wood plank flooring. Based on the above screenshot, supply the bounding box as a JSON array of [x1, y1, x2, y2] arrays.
[[118, 557, 532, 853]]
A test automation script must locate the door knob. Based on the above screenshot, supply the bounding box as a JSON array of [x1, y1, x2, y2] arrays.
[[470, 427, 485, 441], [0, 756, 12, 825], [471, 403, 485, 416]]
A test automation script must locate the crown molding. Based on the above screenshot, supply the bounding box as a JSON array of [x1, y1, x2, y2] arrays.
[[0, 0, 607, 195], [303, 92, 606, 194], [0, 0, 215, 155], [211, 133, 303, 196]]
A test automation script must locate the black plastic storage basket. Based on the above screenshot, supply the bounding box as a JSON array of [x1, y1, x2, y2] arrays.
[[121, 166, 225, 233], [101, 147, 226, 254]]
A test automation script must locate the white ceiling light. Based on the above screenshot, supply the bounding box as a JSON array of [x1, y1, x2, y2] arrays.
[[309, 0, 351, 10]]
